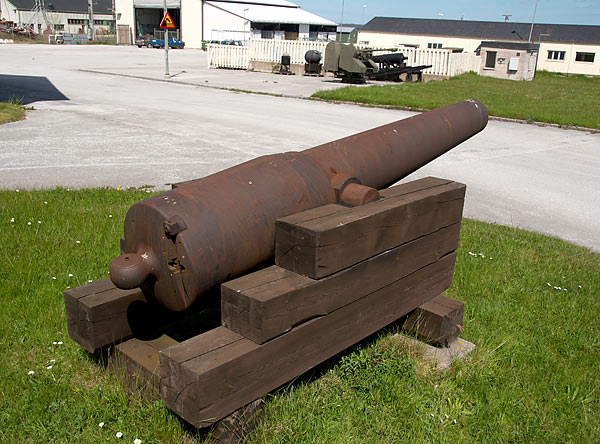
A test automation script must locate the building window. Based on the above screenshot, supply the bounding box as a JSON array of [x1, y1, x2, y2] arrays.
[[94, 20, 113, 26], [485, 50, 497, 68], [53, 24, 64, 31], [547, 50, 565, 60], [575, 52, 595, 62], [68, 18, 87, 25], [428, 43, 442, 49]]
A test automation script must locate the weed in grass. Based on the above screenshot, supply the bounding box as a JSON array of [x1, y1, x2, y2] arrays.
[[0, 190, 599, 443], [313, 71, 600, 129]]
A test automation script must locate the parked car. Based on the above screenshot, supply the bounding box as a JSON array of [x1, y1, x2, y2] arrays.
[[151, 37, 185, 49], [220, 39, 243, 46], [135, 35, 152, 48]]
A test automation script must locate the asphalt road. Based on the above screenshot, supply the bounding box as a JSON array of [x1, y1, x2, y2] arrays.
[[1, 44, 599, 252]]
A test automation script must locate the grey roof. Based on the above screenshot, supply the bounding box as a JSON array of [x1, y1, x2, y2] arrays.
[[481, 41, 540, 51], [361, 17, 600, 45], [6, 0, 113, 14]]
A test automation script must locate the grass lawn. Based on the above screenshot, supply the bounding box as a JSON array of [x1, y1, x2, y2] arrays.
[[1, 189, 598, 443], [0, 101, 26, 124], [312, 71, 600, 130]]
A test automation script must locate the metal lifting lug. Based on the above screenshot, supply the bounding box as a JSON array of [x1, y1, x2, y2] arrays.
[[163, 215, 187, 237]]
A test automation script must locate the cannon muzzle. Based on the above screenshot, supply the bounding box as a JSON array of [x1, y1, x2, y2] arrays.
[[110, 100, 488, 311]]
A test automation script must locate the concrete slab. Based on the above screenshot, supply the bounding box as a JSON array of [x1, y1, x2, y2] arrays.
[[393, 334, 476, 371]]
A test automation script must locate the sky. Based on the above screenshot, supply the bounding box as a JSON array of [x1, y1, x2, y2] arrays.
[[292, 0, 600, 26]]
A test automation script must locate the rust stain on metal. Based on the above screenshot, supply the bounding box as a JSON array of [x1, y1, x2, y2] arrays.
[[109, 100, 488, 312]]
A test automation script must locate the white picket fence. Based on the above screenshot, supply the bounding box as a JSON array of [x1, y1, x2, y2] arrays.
[[448, 52, 481, 76], [207, 39, 481, 77], [207, 44, 249, 69], [249, 39, 329, 65], [399, 47, 450, 76], [393, 47, 480, 76]]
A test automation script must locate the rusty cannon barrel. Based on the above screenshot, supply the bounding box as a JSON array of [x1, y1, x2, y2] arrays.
[[109, 100, 488, 311]]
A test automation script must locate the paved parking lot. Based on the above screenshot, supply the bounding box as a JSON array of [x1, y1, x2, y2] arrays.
[[1, 44, 599, 252]]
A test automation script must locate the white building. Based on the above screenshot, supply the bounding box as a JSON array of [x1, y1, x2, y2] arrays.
[[358, 17, 600, 76], [115, 0, 336, 48], [0, 0, 114, 35]]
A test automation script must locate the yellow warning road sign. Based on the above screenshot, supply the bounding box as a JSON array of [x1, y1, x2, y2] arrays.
[[160, 12, 176, 29]]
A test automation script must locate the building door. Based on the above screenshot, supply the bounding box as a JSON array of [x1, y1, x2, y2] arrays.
[[117, 24, 131, 45]]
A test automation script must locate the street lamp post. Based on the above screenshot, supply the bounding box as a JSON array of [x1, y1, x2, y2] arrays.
[[528, 0, 539, 42], [362, 5, 366, 24], [244, 8, 249, 44], [339, 0, 344, 41]]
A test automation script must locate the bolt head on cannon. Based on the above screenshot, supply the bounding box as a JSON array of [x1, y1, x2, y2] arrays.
[[109, 100, 488, 312]]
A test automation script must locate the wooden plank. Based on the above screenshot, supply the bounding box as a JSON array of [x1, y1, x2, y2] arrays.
[[109, 335, 178, 400], [222, 223, 461, 344], [65, 277, 115, 299], [160, 253, 456, 428], [404, 295, 464, 347], [64, 279, 146, 353], [275, 180, 465, 278], [378, 176, 452, 199], [274, 177, 452, 270], [209, 399, 265, 444]]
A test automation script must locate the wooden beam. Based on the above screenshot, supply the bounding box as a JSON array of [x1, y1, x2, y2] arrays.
[[275, 178, 465, 278], [222, 223, 461, 344], [404, 295, 464, 347], [109, 335, 179, 400], [64, 279, 146, 353], [160, 253, 456, 428]]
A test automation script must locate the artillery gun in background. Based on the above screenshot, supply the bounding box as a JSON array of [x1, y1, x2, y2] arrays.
[[324, 41, 432, 83], [370, 52, 432, 82], [324, 41, 378, 83]]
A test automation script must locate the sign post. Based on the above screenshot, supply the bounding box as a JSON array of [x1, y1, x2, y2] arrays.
[[160, 8, 176, 77]]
